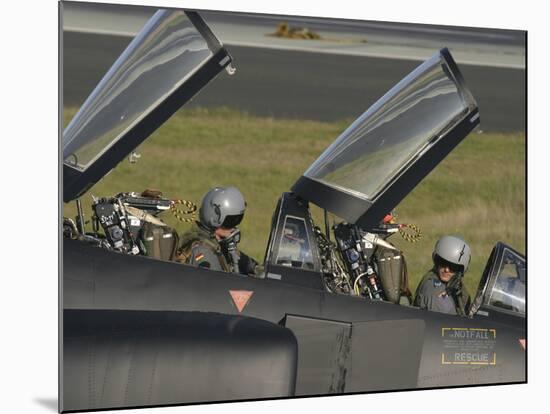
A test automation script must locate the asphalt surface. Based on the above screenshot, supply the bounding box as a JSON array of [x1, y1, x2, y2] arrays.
[[62, 2, 525, 69], [63, 31, 525, 133]]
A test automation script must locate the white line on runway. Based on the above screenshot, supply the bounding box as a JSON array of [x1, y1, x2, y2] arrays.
[[64, 27, 524, 70]]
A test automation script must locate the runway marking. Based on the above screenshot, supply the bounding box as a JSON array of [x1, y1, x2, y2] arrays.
[[63, 28, 525, 69]]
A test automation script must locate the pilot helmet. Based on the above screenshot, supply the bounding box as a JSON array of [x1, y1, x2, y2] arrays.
[[432, 235, 471, 272], [199, 186, 246, 231]]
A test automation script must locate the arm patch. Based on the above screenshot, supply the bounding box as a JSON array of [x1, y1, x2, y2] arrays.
[[190, 243, 224, 272]]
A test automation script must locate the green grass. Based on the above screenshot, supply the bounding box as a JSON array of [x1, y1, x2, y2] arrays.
[[63, 107, 525, 296]]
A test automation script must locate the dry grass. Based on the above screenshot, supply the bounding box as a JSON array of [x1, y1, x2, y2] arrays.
[[63, 107, 525, 295]]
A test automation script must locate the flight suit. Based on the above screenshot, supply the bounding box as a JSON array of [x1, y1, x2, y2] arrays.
[[176, 222, 262, 277], [413, 269, 470, 315]]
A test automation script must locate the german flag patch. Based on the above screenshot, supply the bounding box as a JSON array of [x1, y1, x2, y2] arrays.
[[195, 253, 205, 261]]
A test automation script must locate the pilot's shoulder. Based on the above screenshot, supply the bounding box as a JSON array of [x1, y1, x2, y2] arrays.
[[417, 270, 440, 291], [190, 236, 218, 251], [188, 243, 220, 269], [190, 241, 216, 256]]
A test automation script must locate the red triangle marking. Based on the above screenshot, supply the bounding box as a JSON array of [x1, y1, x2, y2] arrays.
[[229, 290, 254, 313], [519, 339, 526, 350]]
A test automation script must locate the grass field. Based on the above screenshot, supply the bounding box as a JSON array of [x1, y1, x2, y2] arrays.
[[63, 107, 525, 296]]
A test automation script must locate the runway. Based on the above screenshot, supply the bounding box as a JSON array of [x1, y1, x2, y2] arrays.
[[62, 31, 525, 133]]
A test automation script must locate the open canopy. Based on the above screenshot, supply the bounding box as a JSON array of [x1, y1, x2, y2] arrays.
[[63, 10, 232, 202], [292, 48, 479, 230]]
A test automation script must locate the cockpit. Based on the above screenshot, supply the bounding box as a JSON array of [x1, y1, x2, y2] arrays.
[[470, 243, 526, 317]]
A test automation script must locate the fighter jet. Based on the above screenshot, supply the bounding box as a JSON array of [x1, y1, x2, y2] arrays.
[[62, 9, 525, 412]]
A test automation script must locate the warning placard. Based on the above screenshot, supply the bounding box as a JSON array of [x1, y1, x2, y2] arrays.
[[229, 290, 254, 313], [441, 328, 497, 365]]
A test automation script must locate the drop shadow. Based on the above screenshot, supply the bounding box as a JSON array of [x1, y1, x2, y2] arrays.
[[34, 397, 58, 412]]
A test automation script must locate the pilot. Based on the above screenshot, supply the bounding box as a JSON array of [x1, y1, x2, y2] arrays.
[[176, 186, 261, 277], [414, 235, 471, 316]]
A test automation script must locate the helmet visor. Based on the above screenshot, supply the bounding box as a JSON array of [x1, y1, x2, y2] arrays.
[[434, 255, 464, 273], [221, 214, 244, 229]]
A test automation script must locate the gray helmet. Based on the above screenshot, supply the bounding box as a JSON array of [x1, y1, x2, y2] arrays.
[[199, 186, 246, 230], [432, 235, 471, 272]]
